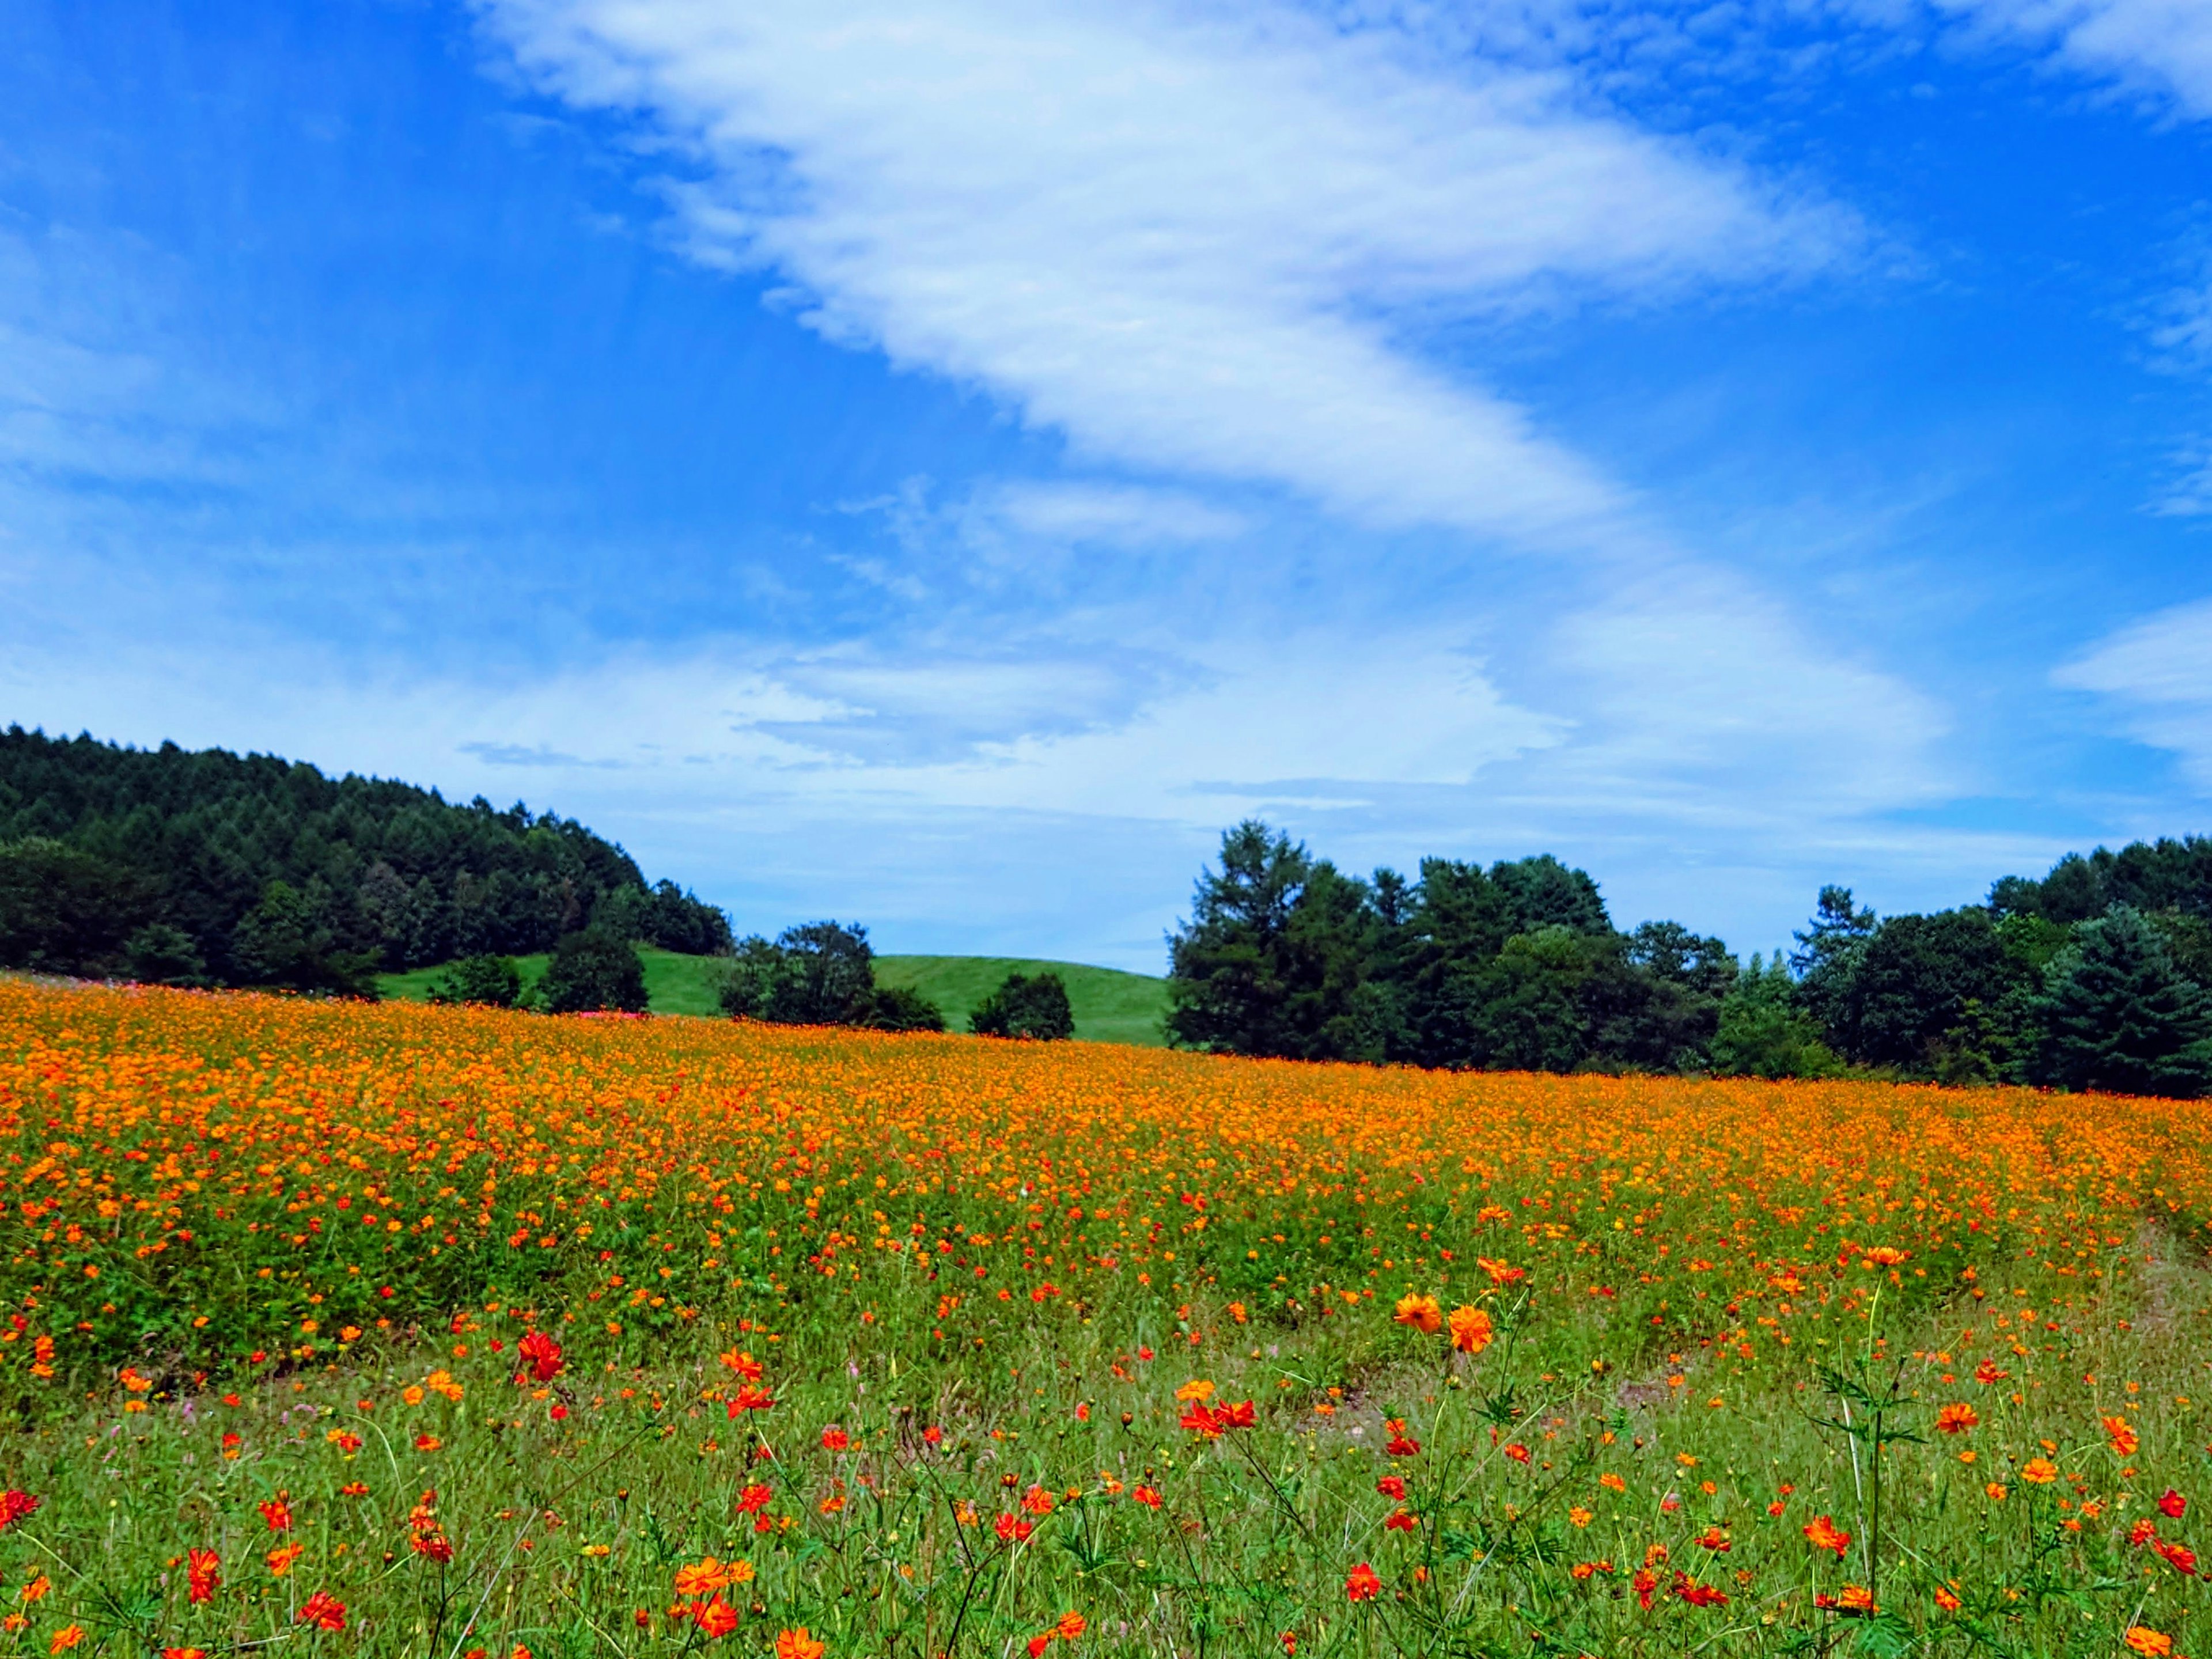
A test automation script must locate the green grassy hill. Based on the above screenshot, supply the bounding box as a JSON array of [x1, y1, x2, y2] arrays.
[[378, 950, 1171, 1044], [873, 956, 1169, 1047]]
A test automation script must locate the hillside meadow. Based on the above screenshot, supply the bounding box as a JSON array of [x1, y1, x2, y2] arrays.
[[2, 979, 2210, 1658], [377, 954, 1171, 1044]]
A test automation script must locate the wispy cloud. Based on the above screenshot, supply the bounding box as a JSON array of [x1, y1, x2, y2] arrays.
[[2056, 596, 2212, 786], [1932, 0, 2212, 117], [479, 0, 1854, 549]]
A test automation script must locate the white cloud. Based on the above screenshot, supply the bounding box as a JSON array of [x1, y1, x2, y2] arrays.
[[478, 0, 1852, 548], [1933, 0, 2212, 116], [983, 481, 1249, 546], [2056, 596, 2212, 786]]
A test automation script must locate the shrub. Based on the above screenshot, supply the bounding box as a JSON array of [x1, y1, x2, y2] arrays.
[[429, 953, 524, 1009], [972, 970, 1075, 1040], [542, 931, 648, 1014]]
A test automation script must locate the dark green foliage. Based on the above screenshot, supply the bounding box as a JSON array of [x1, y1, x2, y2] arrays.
[[430, 953, 524, 1009], [1164, 824, 1382, 1060], [230, 880, 382, 998], [1994, 837, 2212, 925], [971, 971, 1075, 1040], [2032, 907, 2212, 1097], [718, 921, 945, 1032], [1166, 822, 1725, 1073], [0, 838, 152, 975], [542, 931, 649, 1014], [1828, 907, 2024, 1070], [1790, 885, 1876, 1036], [1711, 955, 1842, 1078], [864, 984, 948, 1032], [123, 922, 205, 986], [0, 726, 732, 986]]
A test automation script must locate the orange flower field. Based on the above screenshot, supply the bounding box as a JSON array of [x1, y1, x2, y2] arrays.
[[2, 978, 2210, 1656]]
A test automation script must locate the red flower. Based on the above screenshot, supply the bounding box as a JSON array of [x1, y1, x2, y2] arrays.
[[1180, 1403, 1222, 1438], [1503, 1444, 1531, 1464], [1131, 1486, 1162, 1509], [1384, 1433, 1422, 1458], [737, 1484, 774, 1513], [1217, 1399, 1256, 1430], [726, 1386, 775, 1415], [2155, 1540, 2198, 1577], [692, 1598, 739, 1639], [1027, 1640, 1050, 1659], [1974, 1360, 2008, 1385], [259, 1496, 293, 1533], [296, 1592, 347, 1631], [1671, 1574, 1729, 1607], [1375, 1476, 1407, 1501], [186, 1548, 221, 1604], [517, 1331, 565, 1383], [1344, 1564, 1381, 1603], [995, 1515, 1034, 1544], [2160, 1490, 2188, 1520], [1384, 1510, 1418, 1533], [1632, 1568, 1659, 1610], [820, 1427, 850, 1452]]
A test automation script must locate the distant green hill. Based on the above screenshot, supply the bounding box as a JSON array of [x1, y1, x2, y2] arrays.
[[873, 956, 1169, 1047], [379, 949, 1171, 1044]]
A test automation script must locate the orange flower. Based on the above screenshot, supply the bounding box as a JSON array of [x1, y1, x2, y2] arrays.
[[693, 1599, 740, 1640], [258, 1495, 293, 1532], [1803, 1516, 1851, 1559], [774, 1629, 825, 1659], [1447, 1306, 1493, 1355], [1022, 1485, 1056, 1516], [1131, 1486, 1162, 1509], [1935, 1403, 1978, 1435], [1054, 1612, 1086, 1641], [48, 1628, 83, 1656], [2104, 1415, 2140, 1457], [163, 1648, 207, 1659], [2021, 1458, 2058, 1485], [1933, 1585, 1961, 1612], [2124, 1628, 2174, 1657], [295, 1592, 346, 1631], [674, 1559, 736, 1599], [265, 1544, 304, 1578], [1391, 1294, 1441, 1335], [1345, 1563, 1381, 1603], [1985, 1483, 2008, 1502]]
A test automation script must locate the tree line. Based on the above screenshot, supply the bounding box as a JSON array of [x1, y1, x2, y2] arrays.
[[0, 728, 729, 994], [1165, 821, 2212, 1097]]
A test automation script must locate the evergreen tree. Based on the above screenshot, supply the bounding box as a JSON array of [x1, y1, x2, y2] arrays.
[[2033, 907, 2212, 1097], [1711, 953, 1842, 1078]]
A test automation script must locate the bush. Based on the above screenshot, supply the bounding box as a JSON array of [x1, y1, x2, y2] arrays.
[[971, 971, 1075, 1040], [123, 923, 206, 987], [0, 838, 152, 976], [865, 984, 948, 1032], [543, 931, 648, 1014], [430, 954, 524, 1009]]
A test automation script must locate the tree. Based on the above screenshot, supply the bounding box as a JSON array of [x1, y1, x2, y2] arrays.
[[1489, 855, 1609, 937], [429, 954, 524, 1009], [1830, 908, 2022, 1071], [720, 921, 877, 1025], [1790, 885, 1876, 1037], [232, 881, 380, 998], [0, 838, 151, 975], [972, 971, 1075, 1040], [1711, 953, 1843, 1079], [124, 923, 206, 986], [542, 930, 648, 1014], [718, 922, 944, 1031], [2033, 906, 2212, 1097], [1167, 823, 1374, 1059]]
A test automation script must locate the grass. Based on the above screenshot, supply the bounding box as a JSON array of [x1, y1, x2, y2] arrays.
[[872, 955, 1169, 1046], [19, 981, 2210, 1658], [380, 952, 1171, 1043]]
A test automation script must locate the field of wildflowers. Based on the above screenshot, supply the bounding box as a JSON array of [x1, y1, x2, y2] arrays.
[[2, 978, 2210, 1658]]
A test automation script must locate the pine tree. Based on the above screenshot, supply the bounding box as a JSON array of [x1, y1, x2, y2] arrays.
[[2034, 906, 2212, 1098]]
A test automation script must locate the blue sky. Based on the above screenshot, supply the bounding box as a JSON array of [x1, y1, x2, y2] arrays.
[[3, 0, 2211, 971]]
